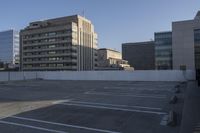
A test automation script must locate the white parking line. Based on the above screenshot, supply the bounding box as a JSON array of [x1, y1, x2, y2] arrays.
[[103, 86, 173, 92], [116, 83, 175, 87], [58, 103, 167, 115], [62, 101, 162, 110], [0, 120, 68, 133], [9, 116, 121, 133], [85, 92, 167, 99]]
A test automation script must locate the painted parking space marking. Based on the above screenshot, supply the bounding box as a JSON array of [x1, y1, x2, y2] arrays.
[[103, 86, 173, 92], [58, 102, 167, 115], [0, 81, 182, 133], [84, 92, 167, 99], [0, 120, 68, 133], [8, 116, 121, 133], [60, 100, 162, 110], [116, 83, 177, 87]]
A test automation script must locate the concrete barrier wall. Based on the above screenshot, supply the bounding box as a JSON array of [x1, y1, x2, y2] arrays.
[[35, 70, 196, 81], [10, 72, 24, 80], [0, 72, 37, 81], [23, 72, 38, 80], [0, 72, 9, 81], [0, 70, 196, 82], [183, 70, 196, 81]]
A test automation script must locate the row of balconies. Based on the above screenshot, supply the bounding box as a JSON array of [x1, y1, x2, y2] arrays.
[[23, 24, 73, 36], [23, 32, 73, 41], [22, 40, 73, 47], [23, 59, 77, 64], [22, 66, 77, 70], [23, 43, 74, 50], [23, 36, 72, 45], [24, 56, 74, 61], [23, 47, 77, 53], [23, 52, 77, 58]]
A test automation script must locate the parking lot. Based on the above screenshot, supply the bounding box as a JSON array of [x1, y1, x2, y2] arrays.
[[0, 80, 185, 133]]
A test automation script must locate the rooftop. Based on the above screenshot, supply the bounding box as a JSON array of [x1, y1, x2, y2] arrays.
[[24, 14, 92, 30], [154, 31, 172, 34], [122, 41, 154, 46], [99, 48, 121, 53], [0, 80, 185, 133]]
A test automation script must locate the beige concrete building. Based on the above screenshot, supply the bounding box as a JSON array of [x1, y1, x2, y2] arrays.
[[97, 48, 133, 70], [172, 11, 200, 70], [20, 15, 98, 71]]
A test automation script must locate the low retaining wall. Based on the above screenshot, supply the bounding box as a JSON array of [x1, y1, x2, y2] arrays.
[[0, 70, 195, 82], [0, 72, 37, 81], [38, 70, 195, 81]]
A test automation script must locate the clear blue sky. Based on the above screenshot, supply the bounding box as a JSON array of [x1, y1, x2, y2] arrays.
[[0, 0, 200, 51]]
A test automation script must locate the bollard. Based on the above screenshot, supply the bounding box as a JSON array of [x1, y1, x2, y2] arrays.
[[167, 111, 177, 126], [196, 69, 200, 87]]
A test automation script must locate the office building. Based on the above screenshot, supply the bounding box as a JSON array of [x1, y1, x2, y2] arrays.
[[122, 41, 155, 70], [155, 31, 172, 70], [20, 15, 98, 71], [121, 11, 200, 71], [0, 30, 19, 68], [97, 48, 133, 70], [194, 29, 200, 70], [172, 11, 200, 70]]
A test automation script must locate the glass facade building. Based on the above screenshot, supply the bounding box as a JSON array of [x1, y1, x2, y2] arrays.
[[155, 31, 172, 70], [0, 30, 19, 67], [194, 29, 200, 69]]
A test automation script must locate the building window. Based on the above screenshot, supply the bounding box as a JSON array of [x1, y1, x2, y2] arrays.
[[49, 45, 56, 48], [49, 57, 56, 61], [49, 51, 56, 54], [48, 32, 56, 36], [49, 64, 56, 67], [57, 64, 64, 67], [40, 64, 47, 67], [49, 38, 56, 42]]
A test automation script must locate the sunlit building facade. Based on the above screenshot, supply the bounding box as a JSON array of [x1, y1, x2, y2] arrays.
[[98, 48, 133, 70], [20, 15, 98, 71], [172, 11, 200, 70]]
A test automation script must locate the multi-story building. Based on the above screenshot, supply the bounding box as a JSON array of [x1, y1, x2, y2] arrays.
[[194, 29, 200, 70], [155, 31, 172, 70], [20, 15, 98, 71], [97, 48, 133, 70], [195, 28, 200, 81], [0, 30, 19, 68], [122, 41, 155, 70], [172, 11, 200, 70], [121, 11, 200, 71]]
